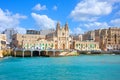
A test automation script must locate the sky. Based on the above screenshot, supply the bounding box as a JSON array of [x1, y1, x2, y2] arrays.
[[0, 0, 120, 34]]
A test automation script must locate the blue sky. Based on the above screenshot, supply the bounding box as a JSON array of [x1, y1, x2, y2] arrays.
[[0, 0, 120, 34]]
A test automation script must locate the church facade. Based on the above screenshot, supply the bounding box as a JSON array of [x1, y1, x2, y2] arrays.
[[46, 22, 72, 50]]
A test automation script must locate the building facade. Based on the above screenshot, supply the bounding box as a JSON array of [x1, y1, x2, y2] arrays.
[[72, 34, 83, 41], [83, 27, 120, 51], [2, 28, 17, 44], [74, 41, 100, 51], [0, 34, 7, 50], [12, 34, 47, 49], [83, 31, 95, 41], [104, 27, 120, 51], [54, 22, 72, 49]]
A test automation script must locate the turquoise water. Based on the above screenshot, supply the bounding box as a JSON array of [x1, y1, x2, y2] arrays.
[[0, 55, 120, 80]]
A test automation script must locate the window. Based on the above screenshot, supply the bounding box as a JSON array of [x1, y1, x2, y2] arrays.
[[62, 33, 64, 36], [76, 44, 78, 47]]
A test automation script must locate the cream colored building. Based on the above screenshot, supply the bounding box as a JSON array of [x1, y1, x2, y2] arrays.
[[104, 27, 120, 50], [12, 34, 51, 50], [74, 41, 100, 51], [0, 34, 7, 50], [95, 27, 120, 51]]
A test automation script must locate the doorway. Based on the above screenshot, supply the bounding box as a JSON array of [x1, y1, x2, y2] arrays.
[[63, 44, 65, 50]]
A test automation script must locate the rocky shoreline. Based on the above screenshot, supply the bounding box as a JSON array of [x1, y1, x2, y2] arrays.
[[0, 50, 12, 58]]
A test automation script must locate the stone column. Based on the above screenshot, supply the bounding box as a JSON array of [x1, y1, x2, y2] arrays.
[[22, 51, 24, 57], [53, 51, 55, 56], [14, 51, 16, 57], [46, 51, 48, 55], [39, 51, 40, 56], [31, 51, 33, 57]]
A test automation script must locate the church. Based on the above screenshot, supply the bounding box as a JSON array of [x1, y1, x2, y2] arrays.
[[46, 22, 72, 50]]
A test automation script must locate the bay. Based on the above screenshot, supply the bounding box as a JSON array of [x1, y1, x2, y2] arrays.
[[0, 54, 120, 80]]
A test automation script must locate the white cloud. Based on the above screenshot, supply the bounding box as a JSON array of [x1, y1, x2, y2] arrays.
[[74, 27, 84, 34], [53, 5, 57, 10], [110, 18, 120, 26], [70, 27, 84, 34], [101, 0, 120, 4], [78, 22, 109, 32], [70, 0, 112, 21], [15, 27, 26, 34], [84, 22, 108, 28], [115, 10, 120, 16], [0, 8, 27, 34], [32, 4, 47, 11], [69, 21, 111, 34], [31, 13, 56, 29]]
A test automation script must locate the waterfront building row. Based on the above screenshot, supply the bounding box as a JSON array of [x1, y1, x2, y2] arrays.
[[12, 22, 100, 51], [1, 22, 120, 52]]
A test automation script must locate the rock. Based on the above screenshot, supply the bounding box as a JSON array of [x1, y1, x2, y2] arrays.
[[0, 52, 3, 58], [66, 51, 79, 56], [59, 52, 68, 56]]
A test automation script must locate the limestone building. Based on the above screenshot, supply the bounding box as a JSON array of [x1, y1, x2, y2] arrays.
[[46, 22, 72, 49], [0, 34, 7, 50], [83, 31, 95, 41], [83, 27, 120, 51], [2, 28, 17, 46], [74, 41, 100, 51], [72, 34, 83, 41], [54, 22, 72, 49], [12, 34, 47, 49], [103, 27, 120, 51]]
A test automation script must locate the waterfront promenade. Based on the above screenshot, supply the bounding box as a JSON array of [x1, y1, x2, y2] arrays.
[[12, 49, 79, 57], [12, 48, 120, 57], [13, 49, 63, 57]]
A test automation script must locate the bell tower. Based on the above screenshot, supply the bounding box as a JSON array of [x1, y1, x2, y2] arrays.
[[65, 22, 69, 37], [65, 22, 68, 31], [56, 21, 60, 37]]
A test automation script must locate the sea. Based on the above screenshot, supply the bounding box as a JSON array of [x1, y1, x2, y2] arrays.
[[0, 54, 120, 80]]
